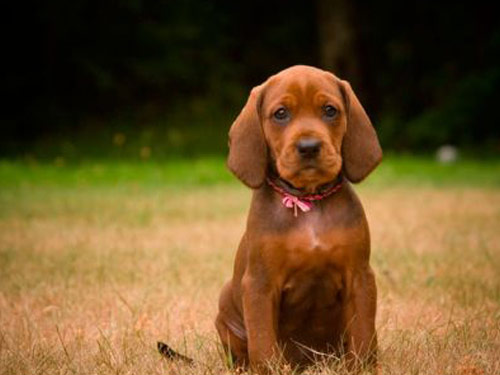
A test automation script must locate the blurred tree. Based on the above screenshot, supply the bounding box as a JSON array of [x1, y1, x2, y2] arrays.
[[317, 0, 360, 87], [355, 1, 500, 151], [2, 0, 499, 156]]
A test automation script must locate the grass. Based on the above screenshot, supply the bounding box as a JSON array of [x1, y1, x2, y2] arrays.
[[2, 154, 500, 189], [0, 156, 499, 374]]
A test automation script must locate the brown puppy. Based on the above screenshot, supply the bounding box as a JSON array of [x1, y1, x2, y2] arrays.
[[215, 65, 382, 373]]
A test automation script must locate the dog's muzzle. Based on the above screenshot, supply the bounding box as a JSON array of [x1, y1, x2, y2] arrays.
[[296, 137, 322, 159]]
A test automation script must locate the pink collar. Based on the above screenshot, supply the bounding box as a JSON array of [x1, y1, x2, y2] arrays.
[[266, 176, 343, 217]]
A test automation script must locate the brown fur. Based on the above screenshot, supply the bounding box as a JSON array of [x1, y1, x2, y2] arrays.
[[217, 65, 382, 373]]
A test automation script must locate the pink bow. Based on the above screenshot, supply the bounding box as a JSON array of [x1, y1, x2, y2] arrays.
[[282, 195, 314, 217]]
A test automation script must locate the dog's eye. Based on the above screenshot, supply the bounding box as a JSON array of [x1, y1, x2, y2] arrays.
[[323, 105, 338, 120], [273, 107, 290, 123]]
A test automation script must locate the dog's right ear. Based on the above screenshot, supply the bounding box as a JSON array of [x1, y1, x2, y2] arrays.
[[227, 85, 268, 188]]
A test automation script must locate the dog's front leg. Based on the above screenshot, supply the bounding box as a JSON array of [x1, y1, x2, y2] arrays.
[[343, 266, 378, 370], [241, 273, 279, 373]]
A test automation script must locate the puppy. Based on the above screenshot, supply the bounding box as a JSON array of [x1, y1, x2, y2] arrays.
[[215, 65, 382, 373]]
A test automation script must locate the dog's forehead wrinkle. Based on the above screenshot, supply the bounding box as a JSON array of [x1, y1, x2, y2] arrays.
[[267, 76, 339, 109]]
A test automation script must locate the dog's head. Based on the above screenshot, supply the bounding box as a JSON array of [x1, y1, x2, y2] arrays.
[[227, 65, 382, 191]]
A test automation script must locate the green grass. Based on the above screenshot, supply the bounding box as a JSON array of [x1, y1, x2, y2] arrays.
[[0, 157, 233, 188], [1, 155, 499, 188]]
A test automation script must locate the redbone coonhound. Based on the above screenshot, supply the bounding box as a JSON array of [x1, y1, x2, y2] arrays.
[[215, 65, 382, 372]]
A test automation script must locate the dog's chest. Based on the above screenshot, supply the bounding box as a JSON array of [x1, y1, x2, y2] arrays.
[[277, 220, 347, 297], [302, 225, 328, 251], [276, 223, 346, 338], [281, 219, 344, 261]]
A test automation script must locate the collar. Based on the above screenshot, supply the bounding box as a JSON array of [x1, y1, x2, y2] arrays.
[[266, 174, 343, 217]]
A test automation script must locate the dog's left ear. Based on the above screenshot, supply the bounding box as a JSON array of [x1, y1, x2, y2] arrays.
[[340, 80, 382, 183], [227, 85, 268, 188]]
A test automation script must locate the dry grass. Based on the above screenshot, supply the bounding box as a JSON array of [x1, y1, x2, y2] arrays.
[[1, 175, 499, 374]]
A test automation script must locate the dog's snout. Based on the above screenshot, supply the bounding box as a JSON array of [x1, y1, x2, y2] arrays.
[[296, 138, 321, 158]]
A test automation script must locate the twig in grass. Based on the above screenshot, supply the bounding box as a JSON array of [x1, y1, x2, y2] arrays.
[[55, 325, 72, 364]]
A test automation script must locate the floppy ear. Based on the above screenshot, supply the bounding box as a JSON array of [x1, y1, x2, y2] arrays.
[[341, 80, 382, 183], [227, 85, 268, 188]]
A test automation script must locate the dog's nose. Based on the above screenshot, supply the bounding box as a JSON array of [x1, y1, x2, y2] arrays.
[[296, 138, 321, 158]]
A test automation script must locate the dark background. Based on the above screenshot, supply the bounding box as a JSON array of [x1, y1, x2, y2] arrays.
[[3, 0, 500, 159]]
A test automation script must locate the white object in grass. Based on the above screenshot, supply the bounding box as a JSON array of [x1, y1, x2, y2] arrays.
[[436, 145, 458, 164]]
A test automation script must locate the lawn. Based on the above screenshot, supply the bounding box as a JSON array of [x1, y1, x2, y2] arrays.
[[0, 156, 499, 374]]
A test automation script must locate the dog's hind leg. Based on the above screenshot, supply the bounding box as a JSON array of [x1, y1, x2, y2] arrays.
[[215, 314, 248, 369]]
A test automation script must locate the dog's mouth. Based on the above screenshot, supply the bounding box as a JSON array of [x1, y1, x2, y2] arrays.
[[295, 163, 325, 179], [275, 156, 341, 193], [270, 137, 342, 193]]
